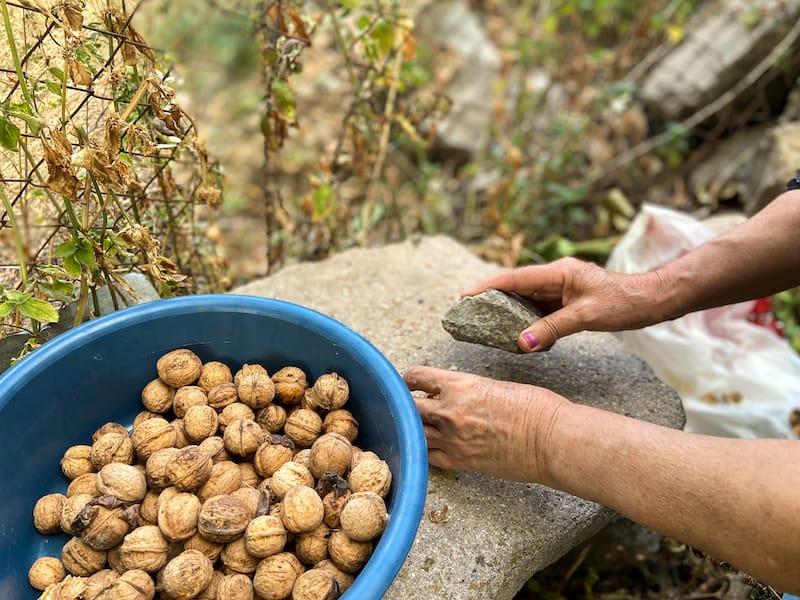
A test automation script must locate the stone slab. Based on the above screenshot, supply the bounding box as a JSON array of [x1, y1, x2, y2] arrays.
[[233, 235, 685, 600]]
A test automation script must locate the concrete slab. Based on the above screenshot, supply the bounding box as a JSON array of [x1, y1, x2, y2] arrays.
[[233, 235, 686, 599]]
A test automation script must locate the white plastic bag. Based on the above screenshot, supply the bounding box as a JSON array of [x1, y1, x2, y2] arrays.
[[606, 203, 800, 438]]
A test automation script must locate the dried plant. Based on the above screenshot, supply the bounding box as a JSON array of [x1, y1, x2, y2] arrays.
[[0, 0, 226, 361]]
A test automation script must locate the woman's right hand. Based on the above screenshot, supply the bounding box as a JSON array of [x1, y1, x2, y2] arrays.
[[464, 257, 668, 352]]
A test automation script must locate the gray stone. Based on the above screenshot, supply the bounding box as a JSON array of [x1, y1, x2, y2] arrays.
[[234, 235, 685, 600], [639, 0, 800, 122], [413, 0, 501, 158], [441, 289, 544, 353], [0, 273, 159, 374]]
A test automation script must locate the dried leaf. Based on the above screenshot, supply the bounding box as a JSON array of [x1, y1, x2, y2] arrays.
[[42, 129, 80, 200], [287, 7, 310, 44], [57, 0, 85, 32], [67, 58, 93, 86]]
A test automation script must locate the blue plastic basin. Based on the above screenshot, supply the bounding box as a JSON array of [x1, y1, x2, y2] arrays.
[[0, 294, 427, 599]]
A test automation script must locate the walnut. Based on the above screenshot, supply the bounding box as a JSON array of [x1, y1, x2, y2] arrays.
[[61, 536, 107, 576], [96, 463, 147, 503], [230, 486, 262, 520], [79, 503, 131, 550], [216, 572, 254, 600], [170, 418, 191, 449], [292, 449, 311, 469], [198, 361, 233, 392], [284, 409, 322, 449], [67, 472, 98, 497], [93, 568, 154, 600], [350, 448, 377, 470], [294, 524, 331, 566], [119, 525, 169, 572], [237, 372, 275, 410], [291, 568, 338, 600], [244, 514, 287, 558], [36, 574, 88, 600], [207, 382, 239, 410], [83, 568, 117, 599], [339, 491, 387, 541], [253, 436, 294, 478], [60, 444, 94, 480], [197, 494, 251, 543], [157, 348, 203, 387], [197, 460, 242, 502], [183, 532, 224, 563], [219, 536, 259, 574], [139, 490, 160, 525], [141, 377, 175, 414], [106, 543, 124, 574], [348, 457, 392, 498], [281, 485, 324, 534], [132, 410, 159, 430], [92, 422, 129, 443], [321, 409, 359, 442], [269, 461, 314, 500], [304, 372, 349, 412], [234, 363, 268, 385], [218, 402, 255, 433], [322, 489, 351, 529], [172, 385, 208, 418], [327, 529, 372, 574], [194, 570, 224, 600], [90, 432, 134, 470], [145, 447, 181, 491], [198, 435, 231, 463], [183, 405, 219, 442], [308, 432, 352, 479], [222, 418, 263, 458], [33, 493, 66, 534], [28, 556, 66, 591], [158, 491, 201, 542], [158, 549, 214, 600], [238, 461, 260, 488], [131, 417, 177, 461], [271, 366, 308, 406], [59, 493, 93, 535], [166, 445, 213, 492], [314, 559, 355, 593], [252, 551, 304, 600], [255, 404, 287, 433]]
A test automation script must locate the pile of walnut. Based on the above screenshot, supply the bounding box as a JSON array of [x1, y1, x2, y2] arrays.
[[29, 348, 393, 600]]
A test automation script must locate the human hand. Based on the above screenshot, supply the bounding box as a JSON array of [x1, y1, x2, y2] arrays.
[[464, 257, 666, 352], [403, 366, 567, 483]]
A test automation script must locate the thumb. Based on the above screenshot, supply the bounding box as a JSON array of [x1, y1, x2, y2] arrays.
[[518, 309, 581, 352]]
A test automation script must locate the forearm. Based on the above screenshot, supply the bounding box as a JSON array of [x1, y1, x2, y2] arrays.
[[652, 190, 800, 321], [541, 402, 800, 592]]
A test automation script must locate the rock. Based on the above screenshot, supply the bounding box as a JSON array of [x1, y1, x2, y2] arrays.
[[234, 235, 685, 599], [413, 0, 501, 159], [745, 121, 800, 214], [441, 289, 544, 353], [639, 0, 800, 122]]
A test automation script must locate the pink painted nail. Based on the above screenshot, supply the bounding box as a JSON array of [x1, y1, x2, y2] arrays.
[[522, 332, 538, 350]]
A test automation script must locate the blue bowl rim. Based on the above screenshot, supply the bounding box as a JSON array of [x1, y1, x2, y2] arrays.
[[0, 293, 427, 598]]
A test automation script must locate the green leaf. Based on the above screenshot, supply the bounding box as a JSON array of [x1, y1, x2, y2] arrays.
[[0, 303, 14, 318], [370, 19, 395, 55], [262, 48, 279, 66], [63, 254, 82, 278], [54, 239, 78, 258], [38, 280, 75, 303], [3, 289, 29, 304], [75, 240, 97, 269], [49, 67, 65, 80], [45, 80, 62, 96], [340, 0, 360, 8], [0, 117, 20, 151], [271, 80, 296, 122], [18, 297, 59, 323]]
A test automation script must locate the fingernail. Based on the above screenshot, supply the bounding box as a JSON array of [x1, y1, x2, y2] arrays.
[[522, 332, 538, 350]]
